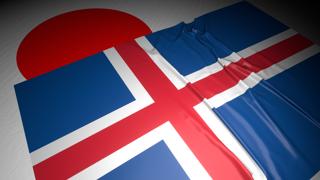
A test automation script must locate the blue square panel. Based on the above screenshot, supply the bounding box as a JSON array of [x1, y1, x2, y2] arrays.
[[15, 52, 135, 152], [100, 141, 189, 180]]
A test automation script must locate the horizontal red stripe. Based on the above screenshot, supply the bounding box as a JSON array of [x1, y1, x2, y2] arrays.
[[33, 40, 253, 179], [115, 41, 252, 179], [34, 34, 311, 179], [34, 104, 163, 179], [192, 34, 313, 99]]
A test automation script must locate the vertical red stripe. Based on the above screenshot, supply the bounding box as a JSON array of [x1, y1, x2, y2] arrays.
[[34, 34, 312, 179]]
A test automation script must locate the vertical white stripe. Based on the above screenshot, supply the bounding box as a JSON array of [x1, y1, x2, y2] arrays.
[[135, 36, 188, 89], [70, 121, 211, 180], [194, 101, 267, 180], [136, 29, 297, 85], [30, 48, 154, 165], [105, 48, 154, 103]]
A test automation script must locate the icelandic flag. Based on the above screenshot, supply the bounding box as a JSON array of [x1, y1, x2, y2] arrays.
[[15, 1, 320, 179]]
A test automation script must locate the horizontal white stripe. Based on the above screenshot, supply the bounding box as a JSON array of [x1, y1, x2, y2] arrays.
[[237, 29, 297, 58], [185, 29, 297, 83], [135, 36, 188, 89], [207, 44, 320, 108], [31, 48, 154, 165], [70, 121, 211, 180], [185, 52, 241, 83], [145, 29, 296, 85], [194, 102, 267, 180], [207, 72, 262, 108], [258, 45, 320, 80]]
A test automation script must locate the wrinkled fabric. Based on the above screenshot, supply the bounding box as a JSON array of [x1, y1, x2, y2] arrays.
[[148, 2, 320, 179], [14, 1, 320, 179]]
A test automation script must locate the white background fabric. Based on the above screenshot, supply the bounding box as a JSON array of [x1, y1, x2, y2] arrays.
[[0, 0, 319, 179]]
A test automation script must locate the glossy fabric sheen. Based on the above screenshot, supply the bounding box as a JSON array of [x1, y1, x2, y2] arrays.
[[147, 1, 320, 179], [147, 1, 288, 76], [214, 54, 320, 179], [14, 1, 320, 179]]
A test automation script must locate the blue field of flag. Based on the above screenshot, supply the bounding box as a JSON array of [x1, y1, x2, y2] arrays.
[[214, 53, 320, 179], [14, 1, 320, 179], [100, 141, 188, 180], [147, 2, 288, 76], [15, 52, 135, 152], [146, 1, 320, 179]]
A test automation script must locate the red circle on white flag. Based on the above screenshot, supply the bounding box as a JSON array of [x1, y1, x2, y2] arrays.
[[17, 9, 151, 79]]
